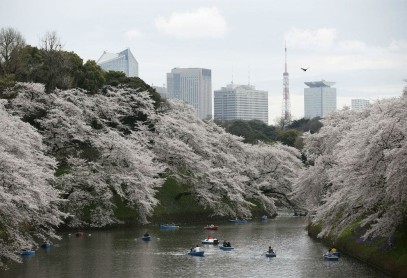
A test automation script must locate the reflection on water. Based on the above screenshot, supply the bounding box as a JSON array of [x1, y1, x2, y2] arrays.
[[0, 216, 389, 278]]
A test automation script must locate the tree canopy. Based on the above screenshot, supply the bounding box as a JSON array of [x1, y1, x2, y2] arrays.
[[292, 92, 407, 241]]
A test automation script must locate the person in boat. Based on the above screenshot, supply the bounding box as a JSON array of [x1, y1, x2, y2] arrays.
[[325, 249, 333, 256], [208, 235, 213, 240], [331, 246, 337, 252], [268, 246, 274, 253], [223, 240, 227, 247], [209, 224, 214, 227], [194, 245, 200, 252], [144, 232, 149, 237], [227, 242, 231, 247]]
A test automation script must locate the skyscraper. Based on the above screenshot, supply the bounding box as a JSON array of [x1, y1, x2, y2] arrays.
[[97, 48, 138, 77], [167, 68, 212, 119], [351, 99, 370, 111], [214, 83, 268, 124], [304, 80, 336, 119]]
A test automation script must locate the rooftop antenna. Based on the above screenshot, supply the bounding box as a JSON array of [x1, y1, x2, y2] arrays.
[[248, 66, 251, 85], [282, 41, 291, 128]]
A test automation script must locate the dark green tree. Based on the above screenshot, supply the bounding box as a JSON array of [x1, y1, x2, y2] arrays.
[[288, 117, 322, 134], [276, 129, 302, 147], [79, 60, 105, 94]]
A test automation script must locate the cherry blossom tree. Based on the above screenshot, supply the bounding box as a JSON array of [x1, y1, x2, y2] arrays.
[[293, 93, 407, 241], [7, 84, 165, 226], [0, 100, 63, 267], [153, 100, 303, 217], [5, 82, 304, 227]]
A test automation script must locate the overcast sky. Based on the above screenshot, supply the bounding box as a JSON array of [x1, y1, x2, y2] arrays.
[[1, 0, 406, 122]]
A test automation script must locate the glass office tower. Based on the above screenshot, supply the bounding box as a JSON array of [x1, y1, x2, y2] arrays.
[[167, 68, 212, 120], [304, 80, 336, 119], [97, 48, 138, 77]]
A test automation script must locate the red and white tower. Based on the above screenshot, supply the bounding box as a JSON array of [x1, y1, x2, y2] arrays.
[[282, 43, 291, 126]]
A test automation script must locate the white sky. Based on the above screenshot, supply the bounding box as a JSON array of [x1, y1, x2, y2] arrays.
[[1, 0, 406, 122]]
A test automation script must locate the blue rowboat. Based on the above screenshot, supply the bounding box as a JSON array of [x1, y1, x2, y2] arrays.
[[219, 246, 234, 251], [160, 224, 179, 230], [41, 242, 52, 249], [323, 254, 339, 261], [265, 252, 276, 257], [188, 251, 204, 257], [142, 236, 151, 241], [20, 249, 35, 256], [260, 216, 268, 221]]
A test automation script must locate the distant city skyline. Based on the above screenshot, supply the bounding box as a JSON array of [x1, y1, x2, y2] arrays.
[[1, 0, 406, 122]]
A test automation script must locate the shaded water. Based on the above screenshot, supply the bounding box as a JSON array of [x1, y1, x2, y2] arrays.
[[1, 216, 389, 277]]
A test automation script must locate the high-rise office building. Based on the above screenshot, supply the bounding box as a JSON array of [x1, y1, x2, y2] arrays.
[[214, 83, 268, 124], [351, 99, 370, 111], [97, 48, 138, 77], [304, 80, 336, 119], [167, 68, 212, 119]]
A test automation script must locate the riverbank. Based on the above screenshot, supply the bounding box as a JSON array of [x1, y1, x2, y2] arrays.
[[113, 177, 271, 225], [307, 221, 407, 278]]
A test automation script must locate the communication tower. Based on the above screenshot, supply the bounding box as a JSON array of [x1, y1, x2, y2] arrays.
[[282, 43, 291, 126]]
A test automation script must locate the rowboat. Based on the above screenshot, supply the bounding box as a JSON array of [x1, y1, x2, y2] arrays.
[[75, 231, 85, 237], [204, 225, 219, 231], [260, 215, 268, 221], [188, 251, 204, 257], [159, 224, 179, 230], [41, 242, 52, 249], [219, 246, 234, 251], [265, 251, 276, 257], [20, 249, 35, 256], [202, 238, 219, 244], [332, 251, 340, 257], [323, 254, 339, 261]]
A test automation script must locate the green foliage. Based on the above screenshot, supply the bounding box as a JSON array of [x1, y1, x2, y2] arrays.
[[113, 194, 139, 223], [79, 60, 105, 94], [288, 117, 322, 134], [218, 119, 277, 144], [276, 129, 302, 147], [13, 45, 44, 84], [152, 177, 213, 223], [0, 74, 16, 95]]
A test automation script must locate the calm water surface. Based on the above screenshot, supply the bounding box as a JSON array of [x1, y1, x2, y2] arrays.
[[1, 216, 389, 278]]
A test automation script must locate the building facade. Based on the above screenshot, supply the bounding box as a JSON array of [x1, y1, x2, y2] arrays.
[[153, 85, 167, 99], [167, 68, 212, 119], [97, 48, 138, 77], [351, 99, 370, 111], [214, 83, 268, 124], [304, 80, 337, 119]]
